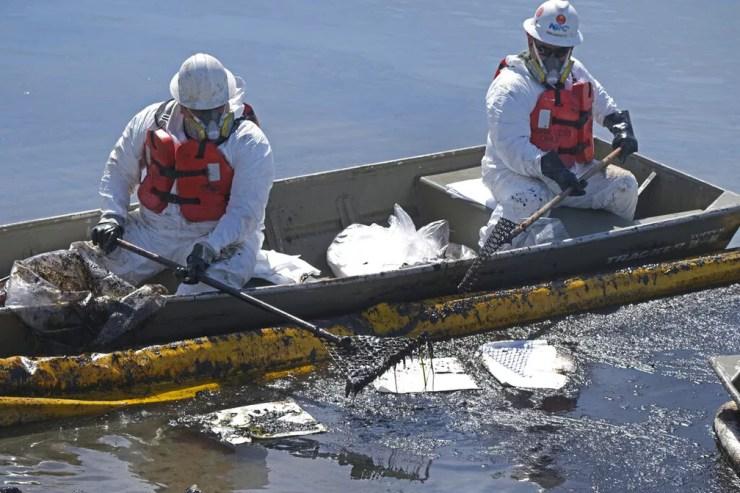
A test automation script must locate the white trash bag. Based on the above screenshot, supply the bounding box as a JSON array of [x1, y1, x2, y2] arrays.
[[326, 204, 474, 278]]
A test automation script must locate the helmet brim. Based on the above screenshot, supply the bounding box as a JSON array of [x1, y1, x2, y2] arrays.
[[523, 17, 583, 47], [169, 68, 237, 110]]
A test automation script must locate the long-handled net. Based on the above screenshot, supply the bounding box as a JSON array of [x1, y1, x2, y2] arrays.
[[117, 239, 422, 396], [327, 335, 424, 396]]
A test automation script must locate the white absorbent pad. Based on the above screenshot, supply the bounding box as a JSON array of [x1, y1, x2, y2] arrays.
[[477, 340, 574, 390], [445, 178, 496, 209], [253, 250, 321, 284], [373, 357, 479, 393], [181, 400, 326, 446]]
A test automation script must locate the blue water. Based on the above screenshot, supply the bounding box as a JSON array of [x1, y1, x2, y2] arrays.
[[1, 1, 739, 492], [1, 0, 738, 224]]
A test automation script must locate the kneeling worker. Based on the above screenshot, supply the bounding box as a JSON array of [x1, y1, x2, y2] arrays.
[[480, 0, 639, 249], [91, 53, 274, 294]]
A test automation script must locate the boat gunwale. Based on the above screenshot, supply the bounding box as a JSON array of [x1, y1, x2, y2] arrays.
[[0, 146, 487, 234], [168, 205, 740, 304]]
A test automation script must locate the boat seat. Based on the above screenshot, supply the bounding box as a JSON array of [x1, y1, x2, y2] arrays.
[[415, 167, 637, 249]]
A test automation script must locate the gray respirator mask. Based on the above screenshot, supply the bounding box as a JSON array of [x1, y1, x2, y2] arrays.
[[527, 37, 574, 87]]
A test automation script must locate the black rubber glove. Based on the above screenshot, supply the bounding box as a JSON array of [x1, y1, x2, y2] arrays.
[[90, 217, 124, 254], [182, 242, 217, 284], [603, 110, 638, 163], [540, 151, 586, 196]]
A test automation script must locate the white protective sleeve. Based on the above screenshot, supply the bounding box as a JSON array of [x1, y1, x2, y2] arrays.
[[99, 103, 160, 221], [483, 56, 619, 181]]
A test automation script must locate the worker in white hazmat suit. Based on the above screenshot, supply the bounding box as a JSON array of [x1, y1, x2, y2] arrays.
[[480, 0, 639, 249], [90, 53, 274, 295]]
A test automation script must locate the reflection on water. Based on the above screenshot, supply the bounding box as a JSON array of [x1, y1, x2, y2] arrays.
[[133, 428, 270, 493], [267, 436, 432, 482]]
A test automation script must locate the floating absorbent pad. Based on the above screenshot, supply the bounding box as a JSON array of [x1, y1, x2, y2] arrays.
[[477, 340, 573, 390], [181, 399, 326, 446], [373, 357, 479, 393]]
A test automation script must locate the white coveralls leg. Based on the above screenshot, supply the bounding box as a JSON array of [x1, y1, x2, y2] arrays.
[[479, 55, 638, 249], [480, 164, 638, 248]]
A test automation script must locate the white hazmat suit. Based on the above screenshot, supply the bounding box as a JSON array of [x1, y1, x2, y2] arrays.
[[480, 54, 638, 248], [97, 74, 274, 295]]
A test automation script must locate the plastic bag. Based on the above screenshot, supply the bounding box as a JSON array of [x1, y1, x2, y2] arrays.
[[327, 204, 467, 278], [4, 241, 167, 349]]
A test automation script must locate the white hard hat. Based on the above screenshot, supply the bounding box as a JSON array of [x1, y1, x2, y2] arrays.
[[523, 0, 583, 47], [169, 53, 237, 110]]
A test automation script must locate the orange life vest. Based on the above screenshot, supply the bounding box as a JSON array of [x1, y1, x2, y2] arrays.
[[529, 81, 594, 167], [137, 101, 259, 222], [494, 57, 594, 168]]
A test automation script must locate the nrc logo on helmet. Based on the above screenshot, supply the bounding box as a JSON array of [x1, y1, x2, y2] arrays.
[[548, 22, 570, 33]]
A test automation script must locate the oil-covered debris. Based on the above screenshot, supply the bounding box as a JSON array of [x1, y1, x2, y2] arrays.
[[4, 241, 167, 350], [92, 283, 168, 347], [176, 399, 326, 446], [326, 334, 427, 396]]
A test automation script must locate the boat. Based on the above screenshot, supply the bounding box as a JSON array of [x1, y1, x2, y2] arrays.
[[0, 138, 738, 358], [711, 355, 740, 473]]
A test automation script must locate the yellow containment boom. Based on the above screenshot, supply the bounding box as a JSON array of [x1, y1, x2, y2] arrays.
[[366, 248, 740, 340], [0, 382, 219, 427], [0, 250, 737, 402]]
